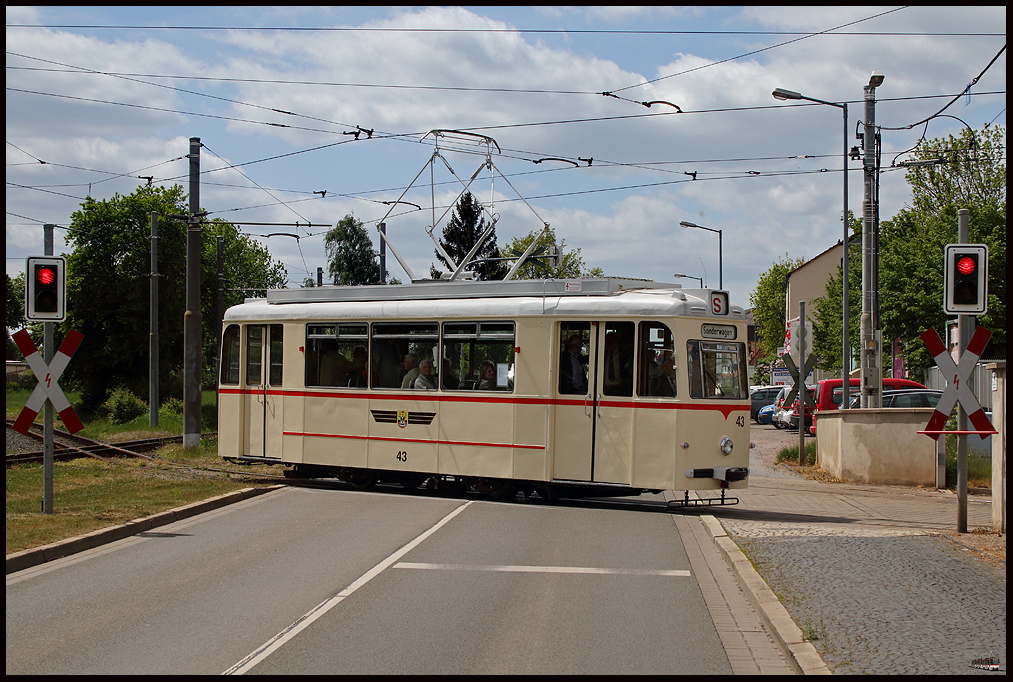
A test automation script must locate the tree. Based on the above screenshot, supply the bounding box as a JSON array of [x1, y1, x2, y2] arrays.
[[814, 125, 1005, 376], [62, 185, 287, 408], [429, 192, 507, 280], [880, 124, 1005, 368], [323, 214, 381, 285], [6, 272, 26, 359], [749, 254, 805, 363], [501, 226, 603, 279]]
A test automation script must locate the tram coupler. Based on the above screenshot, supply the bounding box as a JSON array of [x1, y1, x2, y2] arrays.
[[667, 487, 740, 508]]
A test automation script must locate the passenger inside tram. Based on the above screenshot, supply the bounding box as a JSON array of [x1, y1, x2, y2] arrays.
[[414, 359, 437, 390]]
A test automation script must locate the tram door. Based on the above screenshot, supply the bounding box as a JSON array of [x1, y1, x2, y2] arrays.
[[552, 321, 635, 484], [241, 324, 284, 459]]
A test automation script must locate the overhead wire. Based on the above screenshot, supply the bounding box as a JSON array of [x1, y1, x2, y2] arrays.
[[607, 6, 910, 94]]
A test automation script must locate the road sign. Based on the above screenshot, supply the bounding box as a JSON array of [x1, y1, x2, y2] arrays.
[[782, 351, 816, 408], [12, 328, 85, 434], [919, 326, 995, 439]]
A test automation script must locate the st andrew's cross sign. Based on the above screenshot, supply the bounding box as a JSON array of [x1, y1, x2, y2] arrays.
[[919, 325, 995, 439], [12, 328, 85, 435]]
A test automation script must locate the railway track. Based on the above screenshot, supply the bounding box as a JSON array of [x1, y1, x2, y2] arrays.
[[6, 420, 214, 467]]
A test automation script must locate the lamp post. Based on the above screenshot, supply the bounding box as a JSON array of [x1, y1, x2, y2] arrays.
[[673, 272, 704, 288], [772, 86, 851, 409], [678, 221, 723, 290]]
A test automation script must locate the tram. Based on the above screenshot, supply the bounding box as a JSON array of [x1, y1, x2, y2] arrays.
[[218, 278, 751, 500]]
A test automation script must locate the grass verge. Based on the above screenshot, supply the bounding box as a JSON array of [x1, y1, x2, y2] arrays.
[[6, 437, 284, 555]]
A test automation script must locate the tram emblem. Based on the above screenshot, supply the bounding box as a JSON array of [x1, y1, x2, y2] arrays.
[[370, 409, 436, 426]]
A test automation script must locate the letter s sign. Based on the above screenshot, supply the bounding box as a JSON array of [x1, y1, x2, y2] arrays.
[[711, 292, 728, 315]]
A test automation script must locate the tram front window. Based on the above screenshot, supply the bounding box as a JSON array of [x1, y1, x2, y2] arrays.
[[687, 340, 748, 399]]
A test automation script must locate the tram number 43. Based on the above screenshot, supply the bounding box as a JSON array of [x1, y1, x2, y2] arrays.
[[735, 416, 745, 427], [396, 450, 408, 462]]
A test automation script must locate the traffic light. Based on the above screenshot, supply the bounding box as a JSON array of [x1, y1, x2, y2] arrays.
[[943, 244, 987, 316], [25, 256, 66, 322]]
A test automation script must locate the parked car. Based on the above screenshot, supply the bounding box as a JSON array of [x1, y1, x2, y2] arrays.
[[848, 388, 943, 409], [813, 377, 926, 413], [757, 403, 777, 425], [786, 387, 817, 431], [750, 385, 782, 421], [770, 386, 790, 429]]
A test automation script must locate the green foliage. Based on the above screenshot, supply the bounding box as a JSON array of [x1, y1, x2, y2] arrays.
[[749, 254, 805, 362], [429, 191, 507, 280], [501, 226, 599, 280], [6, 272, 27, 359], [812, 214, 861, 374], [103, 386, 148, 424], [323, 214, 381, 285], [160, 396, 184, 416], [813, 125, 1005, 374], [61, 185, 287, 409]]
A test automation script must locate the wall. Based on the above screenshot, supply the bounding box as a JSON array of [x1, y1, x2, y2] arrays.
[[815, 408, 936, 486]]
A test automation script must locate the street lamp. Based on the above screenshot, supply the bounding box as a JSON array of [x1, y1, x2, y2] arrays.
[[678, 221, 723, 290], [673, 272, 703, 288], [772, 86, 851, 409]]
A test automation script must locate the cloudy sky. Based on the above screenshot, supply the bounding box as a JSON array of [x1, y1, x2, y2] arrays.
[[6, 6, 1006, 309]]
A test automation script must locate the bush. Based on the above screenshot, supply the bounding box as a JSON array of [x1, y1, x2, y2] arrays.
[[103, 387, 148, 424], [160, 397, 184, 417]]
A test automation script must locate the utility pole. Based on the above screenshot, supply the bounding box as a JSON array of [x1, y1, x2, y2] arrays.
[[183, 137, 202, 448], [150, 212, 159, 427], [43, 224, 55, 513], [859, 72, 884, 408], [956, 208, 973, 532], [379, 222, 387, 284]]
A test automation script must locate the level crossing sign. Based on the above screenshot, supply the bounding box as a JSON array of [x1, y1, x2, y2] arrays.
[[919, 325, 995, 439], [11, 328, 85, 435], [781, 348, 816, 408]]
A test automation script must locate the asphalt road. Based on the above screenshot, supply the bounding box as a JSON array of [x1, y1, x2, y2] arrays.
[[6, 485, 752, 675]]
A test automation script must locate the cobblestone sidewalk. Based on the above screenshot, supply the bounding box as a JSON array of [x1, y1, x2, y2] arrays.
[[703, 424, 1006, 674]]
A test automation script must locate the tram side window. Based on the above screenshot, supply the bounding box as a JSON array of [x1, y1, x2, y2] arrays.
[[442, 322, 515, 391], [687, 340, 748, 399], [269, 324, 283, 386], [559, 322, 590, 395], [221, 324, 241, 385], [371, 323, 439, 390], [602, 322, 635, 397], [246, 325, 263, 386], [638, 322, 677, 398], [305, 324, 368, 388]]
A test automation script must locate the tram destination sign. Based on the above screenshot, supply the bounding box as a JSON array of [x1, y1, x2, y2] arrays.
[[700, 323, 736, 340]]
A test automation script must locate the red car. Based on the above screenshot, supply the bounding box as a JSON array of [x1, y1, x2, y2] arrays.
[[808, 377, 927, 434]]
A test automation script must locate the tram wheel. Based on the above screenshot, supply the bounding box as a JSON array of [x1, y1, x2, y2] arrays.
[[341, 469, 378, 490], [477, 478, 517, 501]]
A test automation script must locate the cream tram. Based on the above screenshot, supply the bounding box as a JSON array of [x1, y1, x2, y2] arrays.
[[218, 278, 751, 500]]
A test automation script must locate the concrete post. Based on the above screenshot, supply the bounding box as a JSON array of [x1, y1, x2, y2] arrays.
[[988, 361, 1005, 533]]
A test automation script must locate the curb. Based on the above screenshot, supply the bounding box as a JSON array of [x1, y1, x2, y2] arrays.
[[699, 513, 832, 675], [6, 484, 285, 575]]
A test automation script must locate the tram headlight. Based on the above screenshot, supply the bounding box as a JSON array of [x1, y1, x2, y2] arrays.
[[719, 437, 734, 456]]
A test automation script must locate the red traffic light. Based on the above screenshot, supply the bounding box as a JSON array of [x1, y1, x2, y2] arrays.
[[956, 256, 976, 276], [37, 267, 56, 285]]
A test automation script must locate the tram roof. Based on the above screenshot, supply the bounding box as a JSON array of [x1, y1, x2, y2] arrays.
[[225, 279, 744, 322]]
